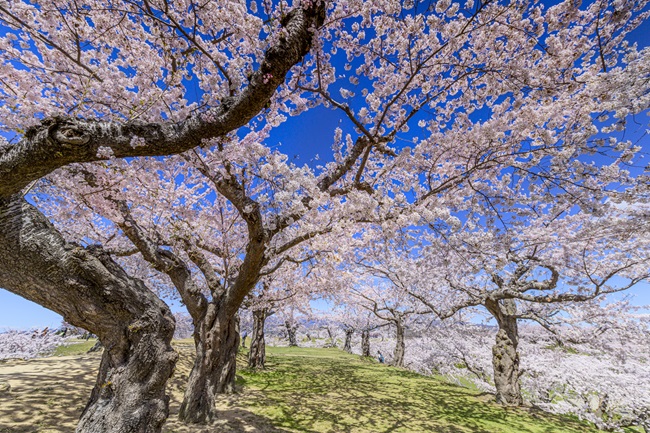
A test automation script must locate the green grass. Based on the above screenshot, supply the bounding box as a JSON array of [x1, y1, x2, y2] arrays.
[[53, 339, 97, 356], [236, 346, 608, 433]]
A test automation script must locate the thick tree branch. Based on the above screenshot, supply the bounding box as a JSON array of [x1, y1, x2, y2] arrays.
[[116, 202, 209, 320], [0, 2, 326, 198]]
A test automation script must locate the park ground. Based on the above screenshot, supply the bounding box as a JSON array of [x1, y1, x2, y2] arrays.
[[0, 341, 634, 433]]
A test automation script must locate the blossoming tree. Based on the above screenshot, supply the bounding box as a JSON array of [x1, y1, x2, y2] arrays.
[[0, 1, 326, 430]]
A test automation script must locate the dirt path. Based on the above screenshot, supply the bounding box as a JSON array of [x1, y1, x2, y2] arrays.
[[0, 355, 97, 433], [0, 348, 289, 433]]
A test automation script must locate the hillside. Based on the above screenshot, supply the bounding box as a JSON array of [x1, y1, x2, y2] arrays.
[[0, 343, 620, 433]]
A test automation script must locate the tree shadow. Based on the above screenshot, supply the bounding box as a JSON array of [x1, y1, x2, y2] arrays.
[[0, 346, 600, 433], [0, 354, 98, 432], [235, 349, 599, 433]]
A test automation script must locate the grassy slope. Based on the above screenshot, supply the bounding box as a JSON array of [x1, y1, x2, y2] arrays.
[[237, 346, 604, 433], [0, 343, 627, 433], [52, 339, 97, 356]]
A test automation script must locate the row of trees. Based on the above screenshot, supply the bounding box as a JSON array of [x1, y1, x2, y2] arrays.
[[1, 0, 649, 431], [235, 291, 649, 430], [328, 309, 650, 431]]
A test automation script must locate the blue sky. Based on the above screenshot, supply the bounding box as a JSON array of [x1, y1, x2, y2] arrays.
[[2, 1, 650, 329]]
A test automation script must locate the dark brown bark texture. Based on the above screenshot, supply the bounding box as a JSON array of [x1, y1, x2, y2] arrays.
[[0, 3, 328, 430], [0, 196, 178, 433], [393, 322, 406, 368], [361, 329, 371, 357], [248, 309, 268, 369], [485, 298, 523, 406], [0, 4, 327, 198], [343, 329, 354, 353], [286, 321, 298, 347], [119, 210, 246, 425], [178, 310, 240, 424]]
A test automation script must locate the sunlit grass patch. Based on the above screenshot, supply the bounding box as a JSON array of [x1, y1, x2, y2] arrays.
[[53, 339, 97, 356], [238, 346, 609, 433]]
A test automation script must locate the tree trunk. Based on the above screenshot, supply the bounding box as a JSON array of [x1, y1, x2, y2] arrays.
[[87, 340, 103, 353], [285, 321, 298, 347], [248, 309, 267, 369], [0, 196, 178, 433], [361, 329, 371, 357], [326, 327, 336, 348], [178, 308, 240, 424], [343, 329, 354, 353], [486, 298, 523, 406], [393, 322, 406, 367]]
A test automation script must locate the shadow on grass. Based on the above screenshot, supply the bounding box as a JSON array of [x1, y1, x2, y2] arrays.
[[0, 345, 604, 433], [237, 348, 600, 433]]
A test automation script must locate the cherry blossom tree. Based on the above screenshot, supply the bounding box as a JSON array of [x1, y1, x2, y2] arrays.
[[173, 312, 194, 340], [244, 265, 315, 368], [327, 300, 386, 354], [2, 0, 650, 431], [409, 304, 650, 431], [395, 205, 650, 405], [347, 279, 429, 367], [0, 328, 67, 360], [38, 142, 341, 423], [0, 0, 326, 430], [520, 302, 650, 431]]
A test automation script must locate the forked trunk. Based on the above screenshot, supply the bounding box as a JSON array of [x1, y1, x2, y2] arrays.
[[248, 309, 268, 369], [486, 298, 523, 406], [285, 321, 298, 347], [343, 329, 354, 353], [178, 308, 240, 424], [361, 329, 371, 357], [0, 197, 177, 433], [393, 322, 405, 367]]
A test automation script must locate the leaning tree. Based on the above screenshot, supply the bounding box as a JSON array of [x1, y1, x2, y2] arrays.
[[2, 0, 650, 429], [0, 1, 326, 431]]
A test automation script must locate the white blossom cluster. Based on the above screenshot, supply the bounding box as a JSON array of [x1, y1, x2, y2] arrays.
[[0, 329, 67, 360]]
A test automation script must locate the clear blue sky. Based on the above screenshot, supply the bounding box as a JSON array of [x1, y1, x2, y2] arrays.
[[1, 1, 649, 329]]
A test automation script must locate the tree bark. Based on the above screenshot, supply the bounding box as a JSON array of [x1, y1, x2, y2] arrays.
[[343, 329, 354, 353], [178, 309, 240, 424], [0, 196, 178, 433], [486, 298, 523, 406], [0, 3, 328, 430], [361, 329, 371, 357], [285, 321, 298, 347], [248, 309, 268, 369], [325, 327, 336, 348], [393, 321, 406, 367], [87, 340, 103, 353], [0, 4, 327, 197]]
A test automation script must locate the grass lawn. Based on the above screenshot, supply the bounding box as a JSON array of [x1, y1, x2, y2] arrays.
[[0, 343, 635, 433], [52, 339, 97, 356], [236, 346, 611, 433]]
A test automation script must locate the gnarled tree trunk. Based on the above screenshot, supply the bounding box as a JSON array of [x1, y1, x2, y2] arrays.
[[393, 321, 406, 367], [248, 308, 268, 369], [0, 197, 178, 433], [361, 329, 371, 357], [285, 321, 298, 347], [178, 309, 240, 424], [343, 329, 354, 353], [486, 298, 522, 406]]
